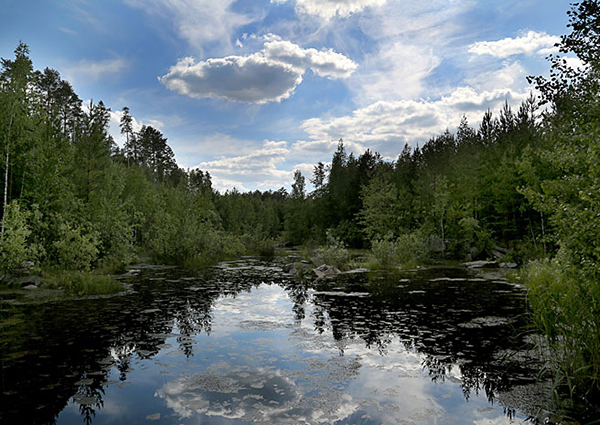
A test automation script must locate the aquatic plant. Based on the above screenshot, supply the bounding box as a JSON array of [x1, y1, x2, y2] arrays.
[[46, 270, 123, 296], [524, 258, 600, 421]]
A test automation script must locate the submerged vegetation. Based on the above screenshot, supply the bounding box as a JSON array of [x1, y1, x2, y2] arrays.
[[0, 0, 599, 420]]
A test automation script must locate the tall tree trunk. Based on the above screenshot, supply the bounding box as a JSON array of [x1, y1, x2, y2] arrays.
[[1, 111, 14, 241], [540, 211, 546, 255], [1, 145, 9, 241]]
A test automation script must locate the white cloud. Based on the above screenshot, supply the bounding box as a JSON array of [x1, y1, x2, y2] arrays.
[[160, 55, 304, 104], [160, 38, 357, 103], [468, 30, 560, 58], [195, 140, 293, 191], [347, 1, 474, 103], [124, 0, 252, 51], [276, 0, 387, 19], [263, 140, 288, 148], [292, 162, 320, 178], [57, 26, 77, 36], [563, 56, 586, 71], [297, 86, 530, 157], [63, 58, 129, 82], [264, 39, 357, 79], [465, 61, 527, 93], [354, 42, 441, 102]]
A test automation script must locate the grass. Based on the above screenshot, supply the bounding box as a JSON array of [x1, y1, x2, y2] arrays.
[[44, 270, 123, 296], [523, 259, 600, 422]]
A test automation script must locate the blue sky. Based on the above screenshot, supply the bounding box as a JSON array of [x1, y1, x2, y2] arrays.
[[1, 0, 571, 191]]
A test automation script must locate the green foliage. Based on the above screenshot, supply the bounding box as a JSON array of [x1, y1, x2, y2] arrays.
[[0, 201, 40, 272], [370, 234, 397, 269], [524, 259, 600, 418], [370, 231, 429, 269], [520, 3, 600, 418], [314, 230, 350, 270], [359, 172, 401, 240], [47, 270, 123, 296], [240, 234, 276, 257], [395, 231, 429, 266], [52, 222, 99, 270]]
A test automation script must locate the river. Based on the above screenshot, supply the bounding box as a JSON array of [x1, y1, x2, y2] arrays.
[[0, 256, 551, 424]]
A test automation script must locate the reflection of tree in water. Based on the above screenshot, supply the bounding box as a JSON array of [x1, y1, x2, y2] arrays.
[[73, 374, 105, 425], [308, 269, 536, 406], [0, 264, 262, 425], [173, 299, 213, 357], [110, 342, 136, 381], [0, 260, 537, 425], [284, 281, 310, 323]]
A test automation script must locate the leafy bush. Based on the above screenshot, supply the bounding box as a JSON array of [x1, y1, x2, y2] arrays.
[[0, 201, 41, 273], [315, 230, 350, 269], [370, 231, 429, 269], [241, 234, 276, 257], [395, 231, 429, 266], [371, 233, 397, 269], [52, 222, 100, 270]]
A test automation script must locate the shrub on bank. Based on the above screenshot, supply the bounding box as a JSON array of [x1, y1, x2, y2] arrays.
[[524, 258, 600, 419], [370, 231, 429, 269], [314, 231, 350, 270]]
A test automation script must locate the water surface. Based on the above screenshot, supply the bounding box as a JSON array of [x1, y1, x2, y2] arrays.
[[0, 258, 548, 424]]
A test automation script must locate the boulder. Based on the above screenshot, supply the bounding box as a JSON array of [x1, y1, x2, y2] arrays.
[[17, 275, 43, 287], [283, 262, 312, 276], [462, 260, 498, 269], [312, 264, 341, 280], [499, 262, 518, 269], [342, 268, 368, 274]]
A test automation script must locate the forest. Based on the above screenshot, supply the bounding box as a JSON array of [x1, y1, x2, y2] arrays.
[[1, 1, 599, 421]]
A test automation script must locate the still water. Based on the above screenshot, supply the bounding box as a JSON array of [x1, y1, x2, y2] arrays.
[[1, 257, 549, 425]]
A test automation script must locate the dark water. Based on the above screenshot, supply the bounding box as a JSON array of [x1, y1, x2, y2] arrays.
[[0, 258, 549, 425]]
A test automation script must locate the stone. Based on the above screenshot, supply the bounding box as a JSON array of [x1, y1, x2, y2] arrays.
[[17, 275, 43, 287], [312, 264, 341, 280], [491, 250, 506, 259], [499, 262, 518, 269], [342, 268, 368, 274], [20, 260, 35, 269], [461, 260, 498, 269], [283, 262, 312, 276]]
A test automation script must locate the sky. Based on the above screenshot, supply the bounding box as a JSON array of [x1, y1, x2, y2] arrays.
[[0, 0, 572, 192]]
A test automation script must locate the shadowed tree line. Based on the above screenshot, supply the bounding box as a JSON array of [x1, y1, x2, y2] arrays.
[[0, 44, 288, 274]]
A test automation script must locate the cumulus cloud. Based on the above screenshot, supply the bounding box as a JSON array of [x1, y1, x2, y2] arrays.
[[296, 86, 530, 157], [160, 38, 357, 103], [274, 0, 386, 19], [264, 39, 357, 78], [160, 55, 303, 104], [468, 30, 560, 58]]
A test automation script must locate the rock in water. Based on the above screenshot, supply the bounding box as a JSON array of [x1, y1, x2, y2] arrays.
[[461, 260, 498, 269]]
